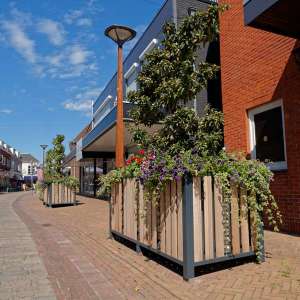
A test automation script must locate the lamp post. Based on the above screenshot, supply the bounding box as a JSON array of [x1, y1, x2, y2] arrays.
[[105, 25, 136, 168]]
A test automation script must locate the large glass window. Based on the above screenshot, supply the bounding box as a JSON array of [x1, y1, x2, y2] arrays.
[[80, 159, 95, 196], [249, 100, 287, 170]]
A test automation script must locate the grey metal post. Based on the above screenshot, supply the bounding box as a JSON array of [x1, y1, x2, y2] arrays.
[[182, 174, 195, 280]]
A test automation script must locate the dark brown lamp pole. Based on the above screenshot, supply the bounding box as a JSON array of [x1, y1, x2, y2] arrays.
[[105, 25, 136, 168]]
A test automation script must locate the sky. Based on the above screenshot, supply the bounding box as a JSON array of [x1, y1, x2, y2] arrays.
[[0, 0, 163, 162]]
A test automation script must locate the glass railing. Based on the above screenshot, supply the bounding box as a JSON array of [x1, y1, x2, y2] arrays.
[[93, 96, 116, 128]]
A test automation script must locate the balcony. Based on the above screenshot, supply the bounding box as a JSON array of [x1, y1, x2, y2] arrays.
[[82, 102, 133, 153], [244, 0, 300, 39]]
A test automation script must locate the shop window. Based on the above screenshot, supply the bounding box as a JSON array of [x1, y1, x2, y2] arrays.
[[248, 100, 287, 170]]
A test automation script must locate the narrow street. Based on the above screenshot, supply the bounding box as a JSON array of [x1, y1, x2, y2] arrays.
[[1, 192, 300, 299]]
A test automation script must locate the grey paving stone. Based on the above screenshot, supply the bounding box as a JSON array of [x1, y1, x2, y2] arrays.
[[0, 192, 57, 300]]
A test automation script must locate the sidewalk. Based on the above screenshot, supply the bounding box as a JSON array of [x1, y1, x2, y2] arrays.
[[0, 192, 56, 300], [11, 193, 300, 299]]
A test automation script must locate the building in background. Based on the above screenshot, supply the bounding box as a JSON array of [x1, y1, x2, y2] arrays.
[[219, 0, 300, 233], [65, 0, 220, 198], [0, 139, 22, 191], [20, 153, 39, 186]]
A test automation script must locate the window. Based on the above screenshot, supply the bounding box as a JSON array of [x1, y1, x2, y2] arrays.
[[248, 100, 287, 170]]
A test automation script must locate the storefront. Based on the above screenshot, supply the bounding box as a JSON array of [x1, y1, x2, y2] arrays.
[[79, 157, 115, 197]]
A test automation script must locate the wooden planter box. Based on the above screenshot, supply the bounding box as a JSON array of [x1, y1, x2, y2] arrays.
[[110, 175, 263, 280], [43, 183, 76, 207]]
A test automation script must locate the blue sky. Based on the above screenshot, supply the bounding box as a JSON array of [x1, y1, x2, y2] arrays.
[[0, 0, 163, 161]]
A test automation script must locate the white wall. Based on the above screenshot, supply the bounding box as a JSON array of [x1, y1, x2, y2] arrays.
[[22, 162, 38, 177]]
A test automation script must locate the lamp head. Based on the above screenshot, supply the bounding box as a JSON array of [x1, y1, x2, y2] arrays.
[[40, 144, 48, 150], [105, 25, 136, 46]]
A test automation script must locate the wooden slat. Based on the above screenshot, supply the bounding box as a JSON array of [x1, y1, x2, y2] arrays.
[[118, 182, 123, 233], [146, 192, 152, 246], [128, 179, 132, 238], [138, 183, 145, 243], [193, 177, 203, 262], [177, 179, 183, 261], [214, 178, 225, 258], [240, 188, 250, 253], [204, 176, 214, 260], [59, 184, 62, 204], [72, 189, 76, 204], [111, 184, 116, 231], [132, 180, 138, 240], [52, 183, 55, 204], [123, 180, 127, 235], [165, 182, 172, 256], [114, 184, 119, 232], [159, 190, 166, 253], [171, 181, 178, 258], [249, 192, 257, 252], [231, 184, 240, 255], [122, 181, 126, 235], [151, 198, 157, 249]]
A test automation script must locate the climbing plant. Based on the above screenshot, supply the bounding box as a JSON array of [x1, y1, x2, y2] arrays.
[[98, 4, 282, 261]]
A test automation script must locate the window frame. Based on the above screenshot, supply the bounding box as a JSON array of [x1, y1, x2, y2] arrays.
[[248, 99, 287, 171], [138, 38, 158, 62]]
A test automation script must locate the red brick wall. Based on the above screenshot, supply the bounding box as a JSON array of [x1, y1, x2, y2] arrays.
[[219, 0, 300, 233]]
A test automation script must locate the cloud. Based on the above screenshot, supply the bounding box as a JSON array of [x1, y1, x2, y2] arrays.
[[1, 6, 99, 80], [1, 21, 37, 63], [64, 10, 83, 25], [0, 109, 13, 114], [42, 44, 97, 79], [63, 99, 93, 116], [37, 19, 65, 46], [69, 45, 90, 65], [76, 18, 92, 27], [62, 87, 102, 116]]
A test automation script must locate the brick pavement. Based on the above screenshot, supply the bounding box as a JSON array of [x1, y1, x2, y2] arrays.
[[0, 192, 56, 300], [10, 192, 300, 299]]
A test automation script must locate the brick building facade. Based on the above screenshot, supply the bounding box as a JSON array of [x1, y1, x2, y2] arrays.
[[219, 0, 300, 233]]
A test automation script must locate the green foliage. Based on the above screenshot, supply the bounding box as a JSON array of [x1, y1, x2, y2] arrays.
[[44, 149, 54, 181], [52, 134, 65, 176], [128, 4, 228, 126], [44, 134, 65, 180], [132, 106, 223, 157], [97, 151, 144, 197]]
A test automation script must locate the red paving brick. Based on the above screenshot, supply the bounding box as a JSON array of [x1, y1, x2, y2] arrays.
[[13, 192, 300, 299]]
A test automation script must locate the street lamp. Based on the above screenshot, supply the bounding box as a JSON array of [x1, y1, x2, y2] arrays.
[[105, 25, 136, 168], [40, 144, 48, 172]]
